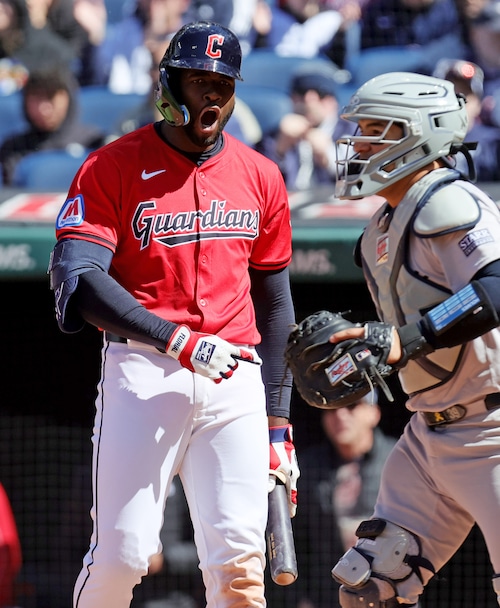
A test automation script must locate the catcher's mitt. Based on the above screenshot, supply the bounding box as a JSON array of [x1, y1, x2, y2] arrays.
[[284, 311, 395, 409]]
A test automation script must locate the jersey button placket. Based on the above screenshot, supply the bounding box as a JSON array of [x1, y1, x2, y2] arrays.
[[196, 171, 210, 316], [199, 255, 209, 308], [199, 171, 207, 196]]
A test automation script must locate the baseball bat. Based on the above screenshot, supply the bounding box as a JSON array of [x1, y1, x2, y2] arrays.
[[266, 477, 298, 586]]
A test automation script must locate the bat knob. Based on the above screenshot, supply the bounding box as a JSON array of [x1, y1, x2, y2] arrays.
[[273, 571, 298, 586]]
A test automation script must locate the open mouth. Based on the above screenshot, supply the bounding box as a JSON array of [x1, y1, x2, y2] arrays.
[[199, 107, 220, 130]]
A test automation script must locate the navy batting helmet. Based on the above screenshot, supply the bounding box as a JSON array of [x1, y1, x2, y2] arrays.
[[155, 21, 242, 127]]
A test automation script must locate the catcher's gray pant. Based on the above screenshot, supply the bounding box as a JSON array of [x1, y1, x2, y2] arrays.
[[372, 397, 500, 604]]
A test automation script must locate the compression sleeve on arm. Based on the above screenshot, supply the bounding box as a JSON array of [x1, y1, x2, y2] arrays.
[[250, 266, 295, 419], [74, 270, 176, 350], [397, 259, 500, 362], [50, 238, 176, 347]]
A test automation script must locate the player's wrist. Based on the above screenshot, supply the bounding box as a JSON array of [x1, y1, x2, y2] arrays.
[[268, 423, 299, 517], [269, 424, 293, 443], [397, 322, 434, 367], [166, 325, 197, 367], [268, 416, 290, 427]]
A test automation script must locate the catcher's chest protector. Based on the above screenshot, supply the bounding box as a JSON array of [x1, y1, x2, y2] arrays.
[[360, 169, 465, 395]]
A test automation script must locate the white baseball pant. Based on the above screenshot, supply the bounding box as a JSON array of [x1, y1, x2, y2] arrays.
[[73, 340, 269, 608]]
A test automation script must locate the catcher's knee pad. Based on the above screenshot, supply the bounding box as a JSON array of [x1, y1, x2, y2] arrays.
[[332, 518, 435, 605], [492, 574, 500, 606]]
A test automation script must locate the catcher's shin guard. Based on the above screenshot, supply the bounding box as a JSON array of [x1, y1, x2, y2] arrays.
[[339, 579, 404, 607], [492, 574, 500, 606], [332, 519, 435, 606]]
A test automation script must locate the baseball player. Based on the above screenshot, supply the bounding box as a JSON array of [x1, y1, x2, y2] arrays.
[[326, 72, 500, 606], [48, 21, 299, 608]]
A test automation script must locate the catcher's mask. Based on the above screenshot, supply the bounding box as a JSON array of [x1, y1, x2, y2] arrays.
[[334, 71, 471, 199], [155, 21, 243, 127]]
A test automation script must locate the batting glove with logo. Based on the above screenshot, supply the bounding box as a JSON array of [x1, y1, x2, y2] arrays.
[[269, 424, 300, 517], [166, 325, 262, 383]]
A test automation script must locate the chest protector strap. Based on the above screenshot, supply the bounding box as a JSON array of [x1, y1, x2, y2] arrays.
[[361, 169, 473, 394]]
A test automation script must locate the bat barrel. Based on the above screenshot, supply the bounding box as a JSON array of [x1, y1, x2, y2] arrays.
[[266, 479, 298, 585]]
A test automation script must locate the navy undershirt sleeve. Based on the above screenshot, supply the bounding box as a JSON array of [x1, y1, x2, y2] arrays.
[[74, 270, 176, 350], [250, 267, 295, 419]]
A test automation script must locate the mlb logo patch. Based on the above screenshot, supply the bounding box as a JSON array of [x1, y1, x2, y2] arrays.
[[56, 195, 84, 229], [195, 340, 215, 364], [325, 353, 356, 386], [355, 348, 371, 362]]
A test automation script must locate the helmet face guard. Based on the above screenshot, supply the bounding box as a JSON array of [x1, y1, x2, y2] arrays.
[[334, 72, 468, 199], [155, 21, 243, 127]]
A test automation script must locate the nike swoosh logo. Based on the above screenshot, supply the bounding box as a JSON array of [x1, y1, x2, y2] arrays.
[[141, 169, 166, 180]]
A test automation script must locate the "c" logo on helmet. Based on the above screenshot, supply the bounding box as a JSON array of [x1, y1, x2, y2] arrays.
[[206, 34, 224, 58]]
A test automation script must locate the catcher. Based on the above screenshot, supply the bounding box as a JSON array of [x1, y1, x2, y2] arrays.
[[286, 72, 500, 607]]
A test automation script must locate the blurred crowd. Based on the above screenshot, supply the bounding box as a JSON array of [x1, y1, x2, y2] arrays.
[[1, 0, 500, 188]]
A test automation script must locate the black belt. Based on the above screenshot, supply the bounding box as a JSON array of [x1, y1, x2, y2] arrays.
[[422, 393, 500, 428], [421, 405, 466, 427], [485, 392, 500, 410], [104, 332, 253, 350], [105, 332, 127, 343]]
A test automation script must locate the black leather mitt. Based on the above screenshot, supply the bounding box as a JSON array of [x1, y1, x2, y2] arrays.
[[284, 311, 395, 409]]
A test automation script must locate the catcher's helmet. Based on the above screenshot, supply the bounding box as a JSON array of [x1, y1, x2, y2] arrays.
[[334, 72, 469, 199], [155, 21, 242, 127]]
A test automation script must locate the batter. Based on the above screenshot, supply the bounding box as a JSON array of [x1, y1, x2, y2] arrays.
[[328, 72, 500, 606], [49, 21, 299, 608]]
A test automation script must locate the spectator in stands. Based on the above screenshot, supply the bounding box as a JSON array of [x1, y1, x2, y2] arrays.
[[360, 0, 460, 49], [0, 0, 29, 94], [0, 482, 22, 608], [0, 65, 105, 185], [72, 0, 108, 85], [266, 391, 396, 608], [321, 0, 369, 69], [23, 0, 89, 72], [0, 0, 85, 92], [433, 58, 500, 181], [455, 0, 500, 94], [92, 0, 192, 94], [189, 0, 258, 55], [256, 62, 354, 190], [251, 0, 347, 59], [350, 0, 469, 78], [111, 43, 164, 136]]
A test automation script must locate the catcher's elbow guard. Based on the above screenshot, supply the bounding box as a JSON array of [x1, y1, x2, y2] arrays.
[[421, 281, 499, 348], [398, 281, 499, 365]]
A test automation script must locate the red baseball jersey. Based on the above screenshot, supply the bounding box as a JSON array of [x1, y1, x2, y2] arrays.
[[55, 125, 292, 345]]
